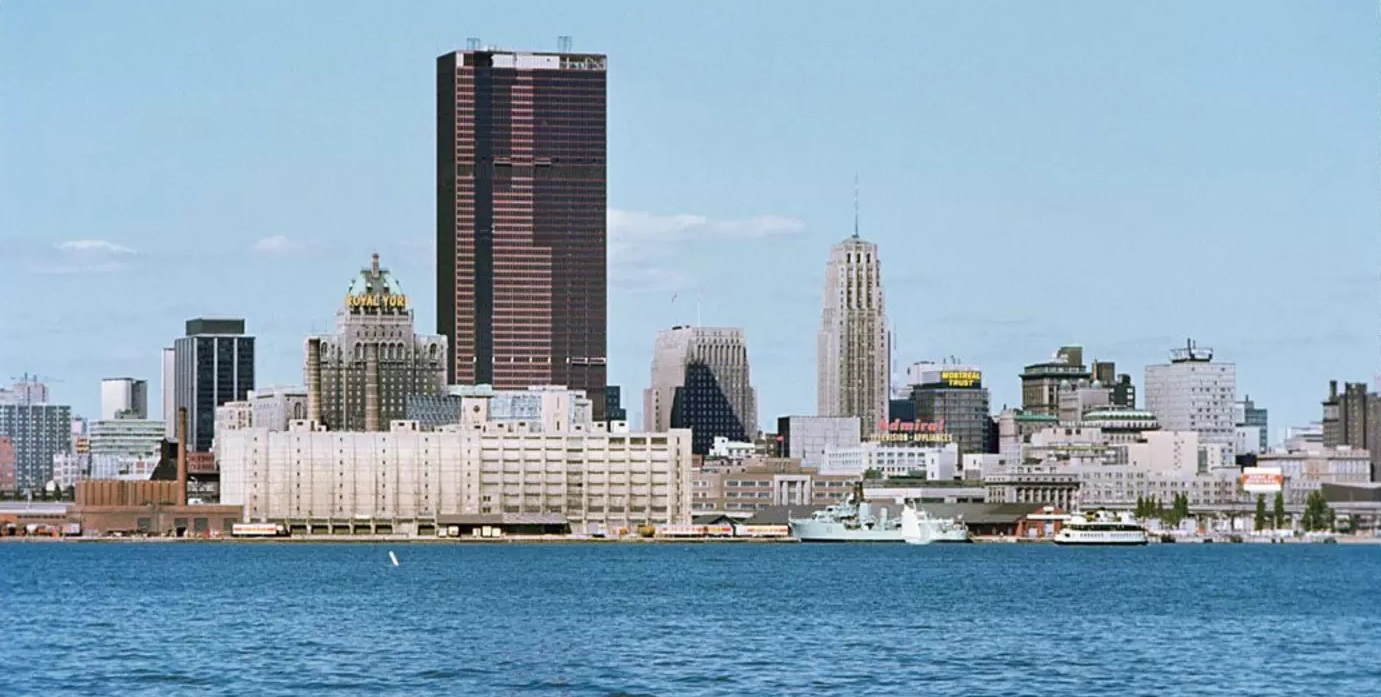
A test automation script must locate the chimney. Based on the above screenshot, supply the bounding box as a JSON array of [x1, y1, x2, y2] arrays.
[[176, 406, 188, 506], [364, 342, 380, 431], [1329, 380, 1338, 400], [306, 337, 322, 424]]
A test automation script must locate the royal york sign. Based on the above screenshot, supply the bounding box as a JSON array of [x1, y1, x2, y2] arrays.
[[345, 293, 408, 309]]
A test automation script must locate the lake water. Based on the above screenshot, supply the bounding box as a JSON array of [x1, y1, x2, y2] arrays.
[[2, 542, 1379, 696]]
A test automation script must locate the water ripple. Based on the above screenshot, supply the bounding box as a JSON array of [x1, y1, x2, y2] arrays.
[[1, 543, 1378, 696]]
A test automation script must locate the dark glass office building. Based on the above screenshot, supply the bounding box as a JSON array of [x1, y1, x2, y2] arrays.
[[605, 385, 627, 423], [437, 49, 608, 418], [906, 367, 994, 455], [174, 318, 254, 452], [670, 363, 752, 456]]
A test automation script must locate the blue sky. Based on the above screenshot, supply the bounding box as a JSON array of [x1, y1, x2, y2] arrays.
[[1, 1, 1377, 438]]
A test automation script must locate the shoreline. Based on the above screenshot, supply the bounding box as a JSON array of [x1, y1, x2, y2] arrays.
[[4, 534, 1378, 545]]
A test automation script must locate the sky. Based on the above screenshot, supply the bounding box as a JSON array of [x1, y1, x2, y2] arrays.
[[1, 1, 1378, 439]]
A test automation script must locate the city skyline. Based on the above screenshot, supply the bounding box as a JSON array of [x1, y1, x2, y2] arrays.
[[2, 2, 1378, 432]]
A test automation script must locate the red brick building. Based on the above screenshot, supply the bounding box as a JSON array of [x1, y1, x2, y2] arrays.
[[0, 436, 14, 492]]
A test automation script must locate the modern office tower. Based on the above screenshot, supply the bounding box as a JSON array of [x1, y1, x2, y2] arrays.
[[644, 326, 758, 455], [1019, 346, 1090, 417], [173, 318, 255, 452], [1144, 340, 1237, 462], [817, 231, 889, 433], [903, 362, 993, 455], [604, 385, 627, 423], [436, 47, 609, 418], [1235, 395, 1269, 452], [100, 378, 148, 420], [303, 254, 448, 432], [0, 402, 72, 491]]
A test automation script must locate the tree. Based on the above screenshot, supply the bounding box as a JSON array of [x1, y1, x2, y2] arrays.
[[1174, 493, 1190, 520], [1254, 494, 1268, 531], [1272, 491, 1288, 530], [1164, 493, 1187, 528], [1134, 496, 1147, 519], [862, 468, 883, 481], [1301, 491, 1336, 532]]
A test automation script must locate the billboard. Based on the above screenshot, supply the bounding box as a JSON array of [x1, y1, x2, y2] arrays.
[[906, 362, 983, 390], [1240, 466, 1284, 494], [869, 419, 954, 445]]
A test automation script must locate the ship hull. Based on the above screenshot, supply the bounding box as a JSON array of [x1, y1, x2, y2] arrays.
[[900, 506, 972, 545], [1053, 538, 1149, 546], [788, 520, 905, 543]]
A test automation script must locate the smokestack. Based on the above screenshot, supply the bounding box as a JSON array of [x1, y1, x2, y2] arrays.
[[365, 342, 380, 431], [176, 406, 188, 506], [306, 337, 322, 424], [1329, 380, 1338, 400]]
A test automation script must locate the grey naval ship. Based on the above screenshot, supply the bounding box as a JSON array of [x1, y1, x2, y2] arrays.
[[787, 483, 905, 542], [788, 483, 974, 543]]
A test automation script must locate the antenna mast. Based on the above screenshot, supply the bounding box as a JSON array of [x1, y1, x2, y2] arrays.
[[852, 174, 860, 239]]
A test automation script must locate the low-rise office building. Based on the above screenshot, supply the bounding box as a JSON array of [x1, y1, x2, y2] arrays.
[[821, 441, 960, 480], [1256, 445, 1372, 505], [692, 457, 857, 513]]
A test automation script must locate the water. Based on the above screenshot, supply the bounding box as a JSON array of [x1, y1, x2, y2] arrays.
[[2, 543, 1379, 696]]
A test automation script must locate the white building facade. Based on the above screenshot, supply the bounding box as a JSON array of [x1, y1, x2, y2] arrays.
[[161, 348, 176, 439], [780, 416, 862, 469], [821, 442, 960, 481], [1144, 343, 1237, 462], [218, 388, 694, 535], [1256, 445, 1372, 504], [52, 418, 166, 487], [249, 386, 309, 431], [100, 378, 148, 420]]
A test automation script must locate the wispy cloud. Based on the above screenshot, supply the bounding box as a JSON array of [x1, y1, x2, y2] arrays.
[[251, 235, 307, 255], [608, 209, 804, 263], [29, 239, 138, 274], [57, 239, 136, 255], [607, 208, 803, 294]]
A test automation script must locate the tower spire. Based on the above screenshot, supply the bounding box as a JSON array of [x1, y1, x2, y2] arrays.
[[852, 174, 860, 239]]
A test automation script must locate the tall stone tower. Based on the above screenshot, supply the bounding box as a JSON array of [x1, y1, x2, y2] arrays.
[[817, 225, 889, 433]]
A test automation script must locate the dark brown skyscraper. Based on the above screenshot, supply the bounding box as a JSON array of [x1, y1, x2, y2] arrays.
[[437, 49, 608, 416]]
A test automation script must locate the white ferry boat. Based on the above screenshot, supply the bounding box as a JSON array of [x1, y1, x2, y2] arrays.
[[900, 503, 972, 545], [1053, 510, 1149, 546]]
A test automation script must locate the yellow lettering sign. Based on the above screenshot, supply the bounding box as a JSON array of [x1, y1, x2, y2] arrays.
[[344, 294, 408, 309], [940, 370, 981, 388]]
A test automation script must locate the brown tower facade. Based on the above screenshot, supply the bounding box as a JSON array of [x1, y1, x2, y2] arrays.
[[437, 49, 608, 417]]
